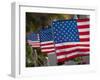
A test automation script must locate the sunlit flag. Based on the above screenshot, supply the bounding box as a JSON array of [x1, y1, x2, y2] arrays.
[[52, 19, 89, 62]]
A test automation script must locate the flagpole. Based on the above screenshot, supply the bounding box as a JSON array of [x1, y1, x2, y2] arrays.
[[51, 23, 57, 65]]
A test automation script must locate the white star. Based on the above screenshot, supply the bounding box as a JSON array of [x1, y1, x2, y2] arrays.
[[73, 38, 75, 40], [62, 21, 64, 24], [64, 23, 67, 26]]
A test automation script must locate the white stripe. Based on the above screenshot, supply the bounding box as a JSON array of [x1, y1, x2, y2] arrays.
[[41, 41, 53, 44], [80, 35, 89, 38], [57, 52, 89, 59], [57, 55, 66, 59], [77, 21, 89, 26], [56, 46, 89, 53], [66, 52, 89, 57], [41, 49, 55, 52], [47, 52, 55, 55], [55, 43, 66, 46], [41, 44, 54, 48], [55, 42, 89, 47], [78, 28, 89, 32]]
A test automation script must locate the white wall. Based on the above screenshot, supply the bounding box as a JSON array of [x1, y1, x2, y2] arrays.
[[0, 0, 100, 80]]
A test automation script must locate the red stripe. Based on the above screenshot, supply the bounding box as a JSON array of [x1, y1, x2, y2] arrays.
[[79, 31, 89, 35], [77, 44, 89, 47], [41, 47, 54, 49], [41, 42, 54, 53], [57, 58, 66, 62], [57, 54, 89, 62], [78, 48, 90, 52], [57, 49, 78, 56], [65, 54, 89, 61], [78, 25, 89, 29], [56, 44, 89, 50], [56, 45, 65, 49], [56, 48, 89, 56], [80, 38, 89, 42], [77, 18, 89, 22]]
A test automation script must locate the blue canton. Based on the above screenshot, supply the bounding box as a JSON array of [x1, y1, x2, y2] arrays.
[[39, 28, 53, 42], [26, 33, 39, 41], [52, 20, 80, 44]]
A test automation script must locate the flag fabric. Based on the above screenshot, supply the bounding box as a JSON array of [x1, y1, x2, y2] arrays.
[[39, 28, 55, 54], [27, 33, 40, 47], [52, 19, 89, 62]]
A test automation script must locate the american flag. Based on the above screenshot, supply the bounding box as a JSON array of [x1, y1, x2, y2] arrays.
[[26, 33, 40, 47], [39, 28, 55, 54], [52, 19, 89, 62]]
